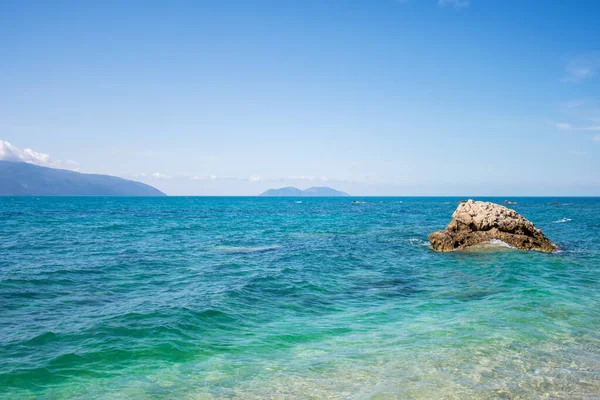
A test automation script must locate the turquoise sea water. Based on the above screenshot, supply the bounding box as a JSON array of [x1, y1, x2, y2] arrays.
[[1, 197, 599, 399]]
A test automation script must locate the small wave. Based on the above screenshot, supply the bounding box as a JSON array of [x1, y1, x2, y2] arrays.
[[93, 222, 126, 230], [488, 239, 515, 248], [407, 238, 430, 246], [553, 218, 572, 223], [158, 224, 204, 232], [295, 201, 302, 204], [211, 245, 282, 254], [465, 239, 516, 251]]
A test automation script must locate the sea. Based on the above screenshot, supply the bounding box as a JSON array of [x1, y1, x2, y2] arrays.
[[0, 197, 599, 399]]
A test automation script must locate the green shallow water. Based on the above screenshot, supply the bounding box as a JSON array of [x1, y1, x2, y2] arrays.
[[0, 197, 599, 399]]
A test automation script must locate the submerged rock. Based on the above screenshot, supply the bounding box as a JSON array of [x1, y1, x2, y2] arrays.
[[428, 200, 557, 252]]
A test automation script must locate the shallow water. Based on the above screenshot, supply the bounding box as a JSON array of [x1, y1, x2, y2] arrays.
[[1, 197, 599, 399]]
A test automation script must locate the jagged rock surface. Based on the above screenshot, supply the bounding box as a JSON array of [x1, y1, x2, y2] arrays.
[[428, 200, 557, 252]]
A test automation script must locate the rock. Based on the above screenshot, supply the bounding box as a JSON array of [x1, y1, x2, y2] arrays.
[[428, 200, 558, 252]]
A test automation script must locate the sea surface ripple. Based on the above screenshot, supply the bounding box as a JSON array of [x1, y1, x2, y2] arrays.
[[1, 197, 599, 399]]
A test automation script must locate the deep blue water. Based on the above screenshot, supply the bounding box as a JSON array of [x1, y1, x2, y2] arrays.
[[1, 197, 599, 399]]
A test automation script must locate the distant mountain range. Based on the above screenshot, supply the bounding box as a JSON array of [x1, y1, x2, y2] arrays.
[[0, 161, 166, 196], [260, 186, 349, 197]]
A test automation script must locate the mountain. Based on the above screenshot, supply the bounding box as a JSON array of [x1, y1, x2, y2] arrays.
[[301, 186, 350, 196], [0, 161, 166, 196], [260, 187, 305, 196], [260, 186, 349, 197]]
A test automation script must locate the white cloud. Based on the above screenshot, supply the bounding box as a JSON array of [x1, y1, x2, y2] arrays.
[[554, 122, 600, 132], [248, 175, 261, 182], [559, 99, 600, 125], [64, 160, 79, 169], [287, 175, 315, 181], [554, 122, 574, 131], [563, 52, 600, 83], [561, 99, 588, 109], [0, 140, 80, 171], [554, 122, 600, 143], [438, 0, 470, 9], [151, 172, 171, 179]]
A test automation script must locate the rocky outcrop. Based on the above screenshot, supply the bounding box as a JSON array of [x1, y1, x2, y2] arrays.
[[429, 200, 557, 252]]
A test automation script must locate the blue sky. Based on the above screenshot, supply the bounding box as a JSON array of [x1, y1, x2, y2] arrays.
[[1, 0, 599, 195]]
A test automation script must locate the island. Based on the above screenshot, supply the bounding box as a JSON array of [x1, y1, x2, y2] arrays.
[[259, 186, 349, 197], [0, 161, 166, 196]]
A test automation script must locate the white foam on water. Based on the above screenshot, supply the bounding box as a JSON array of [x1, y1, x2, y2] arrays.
[[488, 239, 515, 248], [211, 245, 282, 253], [464, 239, 516, 252], [407, 238, 430, 246], [553, 218, 572, 223]]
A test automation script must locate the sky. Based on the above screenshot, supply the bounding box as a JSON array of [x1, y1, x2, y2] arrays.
[[1, 0, 599, 196]]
